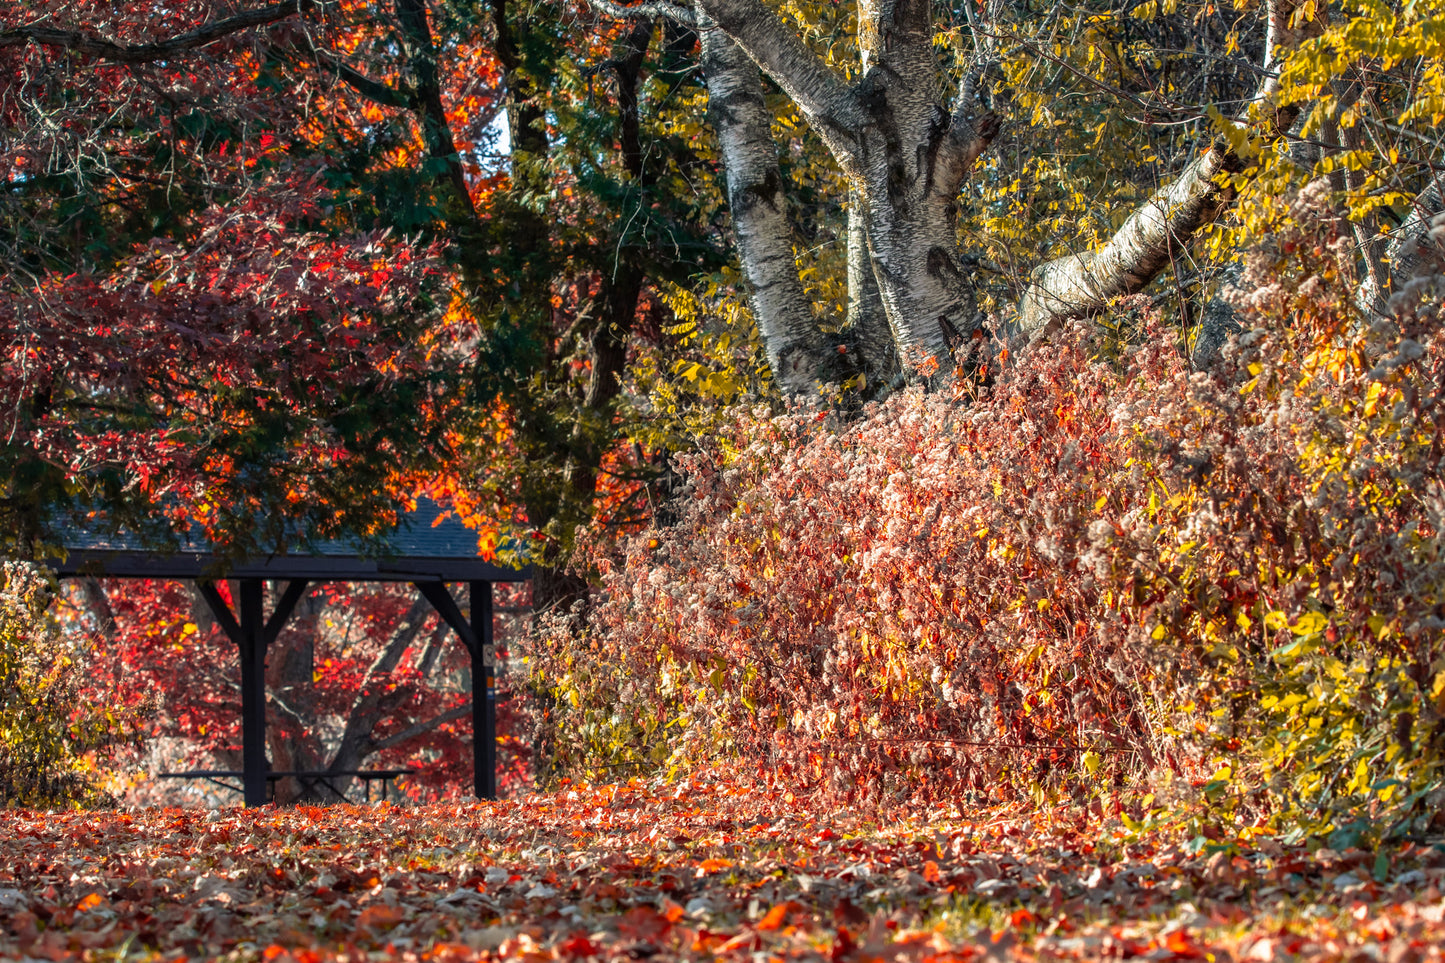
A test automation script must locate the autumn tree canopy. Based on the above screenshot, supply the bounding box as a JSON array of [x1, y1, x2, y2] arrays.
[[3, 1, 737, 601], [4, 0, 1444, 564], [623, 0, 1444, 387]]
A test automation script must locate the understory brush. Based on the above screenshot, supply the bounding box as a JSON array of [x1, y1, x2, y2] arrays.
[[535, 196, 1445, 840], [1, 562, 130, 807]]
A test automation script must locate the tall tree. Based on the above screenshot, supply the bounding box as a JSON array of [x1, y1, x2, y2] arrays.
[[586, 0, 1444, 389], [2, 1, 727, 608], [1, 0, 460, 554]]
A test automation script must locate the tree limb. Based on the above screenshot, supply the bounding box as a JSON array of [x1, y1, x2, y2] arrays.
[[1358, 172, 1445, 317], [588, 0, 696, 27], [327, 595, 433, 773], [394, 0, 478, 219], [1018, 145, 1235, 339], [1015, 0, 1324, 341], [368, 703, 471, 753], [1, 1, 309, 63], [303, 45, 414, 110], [693, 0, 865, 162]]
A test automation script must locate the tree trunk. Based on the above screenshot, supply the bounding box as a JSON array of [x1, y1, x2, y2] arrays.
[[532, 17, 655, 615], [76, 577, 116, 643], [700, 16, 848, 392], [849, 0, 994, 374], [694, 0, 998, 381], [1017, 145, 1238, 341], [844, 185, 901, 387], [1358, 172, 1445, 316], [320, 594, 434, 799]]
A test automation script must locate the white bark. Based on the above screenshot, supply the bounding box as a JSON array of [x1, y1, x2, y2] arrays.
[[845, 186, 900, 385], [696, 0, 999, 379], [1018, 147, 1234, 341], [1358, 173, 1445, 316], [700, 16, 847, 392]]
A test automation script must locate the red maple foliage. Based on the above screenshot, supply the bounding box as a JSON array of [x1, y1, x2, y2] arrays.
[[67, 577, 533, 804], [2, 0, 475, 551]]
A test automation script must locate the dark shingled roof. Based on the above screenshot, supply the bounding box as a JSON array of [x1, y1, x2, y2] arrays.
[[46, 498, 529, 582]]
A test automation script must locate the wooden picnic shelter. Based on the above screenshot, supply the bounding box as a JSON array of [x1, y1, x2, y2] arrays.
[[45, 499, 528, 807]]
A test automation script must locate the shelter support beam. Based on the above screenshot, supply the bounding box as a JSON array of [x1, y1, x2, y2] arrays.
[[415, 580, 497, 800], [472, 580, 496, 800], [196, 578, 309, 807]]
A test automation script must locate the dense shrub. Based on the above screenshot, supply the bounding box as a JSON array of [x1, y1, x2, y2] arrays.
[[534, 192, 1445, 837], [1, 563, 129, 807]]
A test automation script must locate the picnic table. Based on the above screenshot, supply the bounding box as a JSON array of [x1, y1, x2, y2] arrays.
[[160, 769, 414, 804]]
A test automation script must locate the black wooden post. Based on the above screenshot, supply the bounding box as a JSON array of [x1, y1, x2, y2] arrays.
[[197, 578, 308, 808], [471, 580, 497, 800], [238, 579, 268, 807]]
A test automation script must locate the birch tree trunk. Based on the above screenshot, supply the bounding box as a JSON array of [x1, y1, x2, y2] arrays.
[[845, 186, 901, 386], [1357, 173, 1445, 317], [693, 0, 998, 380], [699, 15, 848, 392]]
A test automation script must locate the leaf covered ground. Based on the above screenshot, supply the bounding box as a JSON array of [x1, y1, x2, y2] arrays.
[[3, 781, 1445, 963]]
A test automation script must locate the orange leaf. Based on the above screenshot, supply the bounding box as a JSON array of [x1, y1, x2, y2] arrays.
[[1163, 929, 1206, 959], [758, 901, 800, 931], [357, 904, 405, 931], [695, 857, 734, 876]]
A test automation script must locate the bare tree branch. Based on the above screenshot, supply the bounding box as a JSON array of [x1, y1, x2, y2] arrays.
[[1015, 0, 1326, 342], [588, 0, 696, 27], [1, 1, 309, 63], [327, 595, 434, 772], [693, 0, 864, 160], [307, 47, 414, 109], [368, 704, 470, 753]]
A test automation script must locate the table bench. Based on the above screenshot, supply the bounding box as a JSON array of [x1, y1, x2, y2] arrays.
[[159, 769, 414, 803]]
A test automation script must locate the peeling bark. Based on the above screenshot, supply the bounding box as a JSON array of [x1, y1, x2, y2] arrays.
[[701, 16, 846, 392]]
